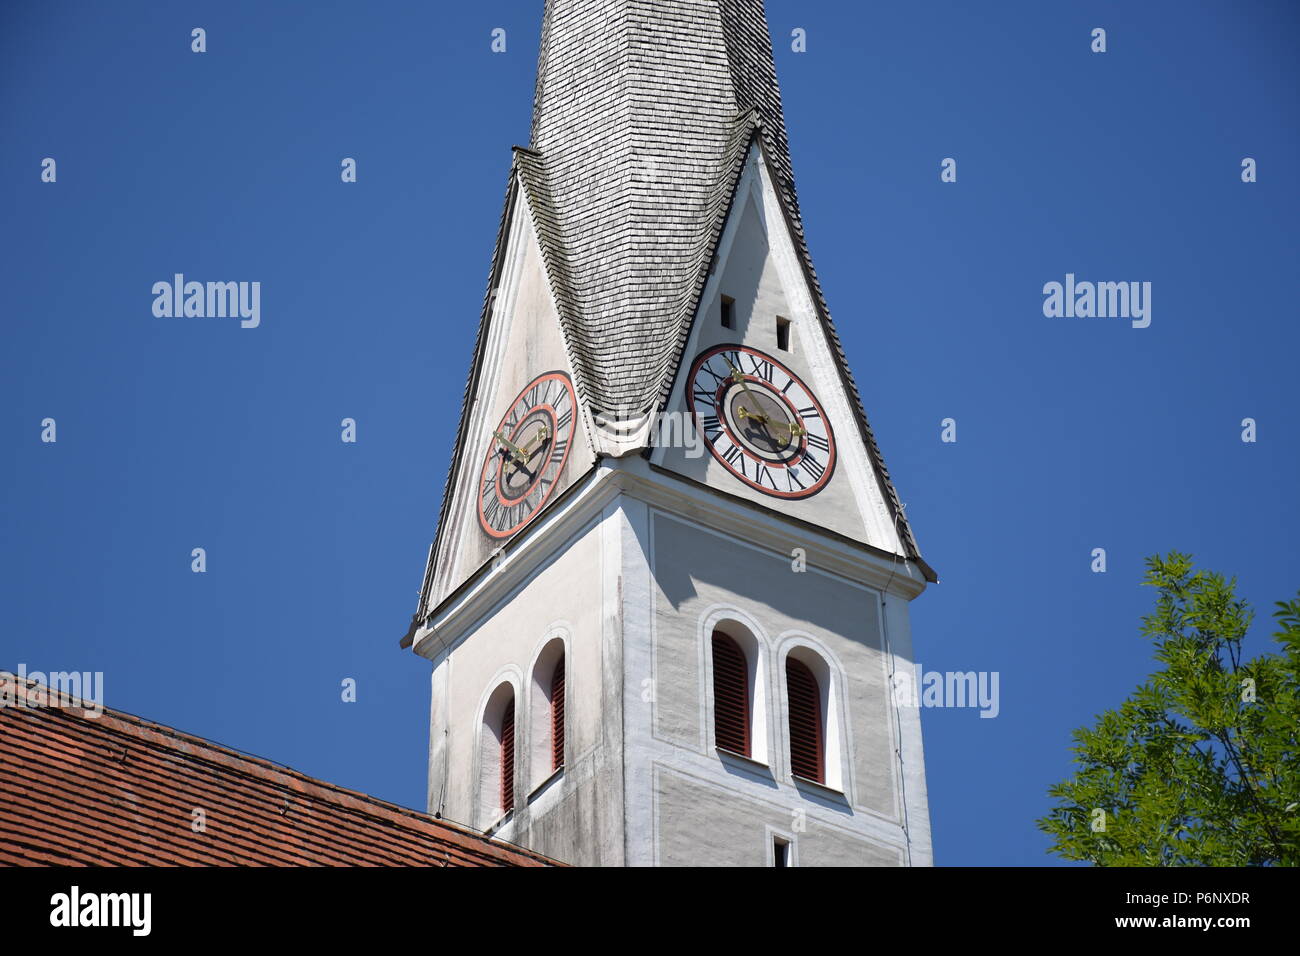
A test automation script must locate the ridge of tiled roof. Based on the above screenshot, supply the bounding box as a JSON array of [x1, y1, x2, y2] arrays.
[[0, 675, 555, 867]]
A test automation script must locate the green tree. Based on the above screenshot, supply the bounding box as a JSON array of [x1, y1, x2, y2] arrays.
[[1038, 552, 1300, 865]]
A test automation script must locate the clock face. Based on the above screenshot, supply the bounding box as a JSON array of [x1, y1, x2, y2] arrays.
[[477, 371, 577, 539], [687, 344, 835, 499]]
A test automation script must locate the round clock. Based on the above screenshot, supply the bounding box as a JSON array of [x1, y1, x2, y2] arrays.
[[686, 344, 835, 499], [477, 370, 577, 539]]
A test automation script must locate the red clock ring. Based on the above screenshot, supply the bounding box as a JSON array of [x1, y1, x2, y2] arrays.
[[477, 371, 577, 539], [686, 344, 836, 499]]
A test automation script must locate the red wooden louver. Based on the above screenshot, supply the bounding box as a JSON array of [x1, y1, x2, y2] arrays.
[[500, 696, 515, 813], [786, 657, 823, 783], [712, 631, 750, 756], [551, 656, 565, 771]]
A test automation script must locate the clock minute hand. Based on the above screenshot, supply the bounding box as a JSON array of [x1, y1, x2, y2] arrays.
[[722, 357, 769, 424], [721, 357, 807, 439]]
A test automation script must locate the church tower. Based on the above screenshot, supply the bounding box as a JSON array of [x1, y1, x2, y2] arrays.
[[401, 0, 938, 866]]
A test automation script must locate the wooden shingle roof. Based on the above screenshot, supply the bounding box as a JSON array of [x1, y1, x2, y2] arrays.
[[418, 0, 930, 608], [526, 0, 793, 425]]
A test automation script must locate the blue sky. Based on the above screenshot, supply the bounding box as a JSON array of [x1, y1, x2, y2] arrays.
[[2, 1, 1297, 866]]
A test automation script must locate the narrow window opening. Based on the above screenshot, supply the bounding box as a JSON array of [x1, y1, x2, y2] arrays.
[[776, 316, 791, 351], [773, 837, 791, 868], [550, 655, 566, 772], [500, 696, 516, 813], [720, 295, 735, 329], [787, 657, 823, 783], [712, 630, 750, 757]]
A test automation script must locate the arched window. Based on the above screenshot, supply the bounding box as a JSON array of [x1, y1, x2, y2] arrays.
[[529, 637, 567, 790], [712, 630, 750, 757], [500, 695, 516, 813], [786, 656, 823, 783], [550, 654, 565, 772], [480, 681, 517, 823]]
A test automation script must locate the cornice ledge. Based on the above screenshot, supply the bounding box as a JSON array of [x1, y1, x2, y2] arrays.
[[413, 464, 628, 659], [412, 459, 928, 660]]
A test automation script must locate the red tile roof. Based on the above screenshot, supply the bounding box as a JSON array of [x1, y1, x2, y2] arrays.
[[0, 675, 553, 867]]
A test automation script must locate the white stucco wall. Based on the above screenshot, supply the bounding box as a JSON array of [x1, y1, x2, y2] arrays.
[[421, 439, 931, 868], [426, 512, 624, 866], [427, 190, 597, 610], [618, 492, 928, 866], [654, 145, 905, 558]]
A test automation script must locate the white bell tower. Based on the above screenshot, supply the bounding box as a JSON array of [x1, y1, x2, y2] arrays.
[[401, 0, 936, 867]]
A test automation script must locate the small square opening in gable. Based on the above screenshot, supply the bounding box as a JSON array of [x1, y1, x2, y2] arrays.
[[776, 316, 791, 351], [721, 295, 735, 329]]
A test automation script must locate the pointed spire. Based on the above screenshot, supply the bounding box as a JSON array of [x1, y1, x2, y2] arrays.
[[520, 0, 794, 447]]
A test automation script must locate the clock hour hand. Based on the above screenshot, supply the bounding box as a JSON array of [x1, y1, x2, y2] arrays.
[[517, 424, 550, 456], [767, 417, 807, 439], [493, 430, 529, 467]]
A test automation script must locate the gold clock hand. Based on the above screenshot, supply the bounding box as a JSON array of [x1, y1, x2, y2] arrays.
[[517, 424, 550, 456], [722, 356, 769, 424], [767, 417, 807, 438], [493, 430, 529, 466], [719, 358, 809, 439]]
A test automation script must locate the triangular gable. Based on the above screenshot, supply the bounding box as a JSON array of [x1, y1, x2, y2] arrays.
[[413, 166, 598, 622], [651, 138, 932, 578]]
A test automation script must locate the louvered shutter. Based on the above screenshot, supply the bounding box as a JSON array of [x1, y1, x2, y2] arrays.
[[786, 657, 823, 783], [551, 655, 565, 771], [712, 631, 750, 756], [500, 696, 515, 813]]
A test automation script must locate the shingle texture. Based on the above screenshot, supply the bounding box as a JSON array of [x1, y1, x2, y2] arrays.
[[0, 676, 552, 867], [526, 0, 788, 422]]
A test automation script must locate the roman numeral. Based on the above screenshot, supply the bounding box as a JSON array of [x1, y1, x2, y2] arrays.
[[692, 385, 717, 409], [557, 408, 572, 431], [748, 356, 774, 382], [786, 468, 805, 491], [483, 497, 503, 526], [699, 414, 721, 440], [550, 438, 568, 463], [805, 432, 829, 453], [755, 463, 775, 489], [799, 406, 819, 420], [720, 442, 748, 479], [801, 452, 825, 481], [700, 363, 729, 388]]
